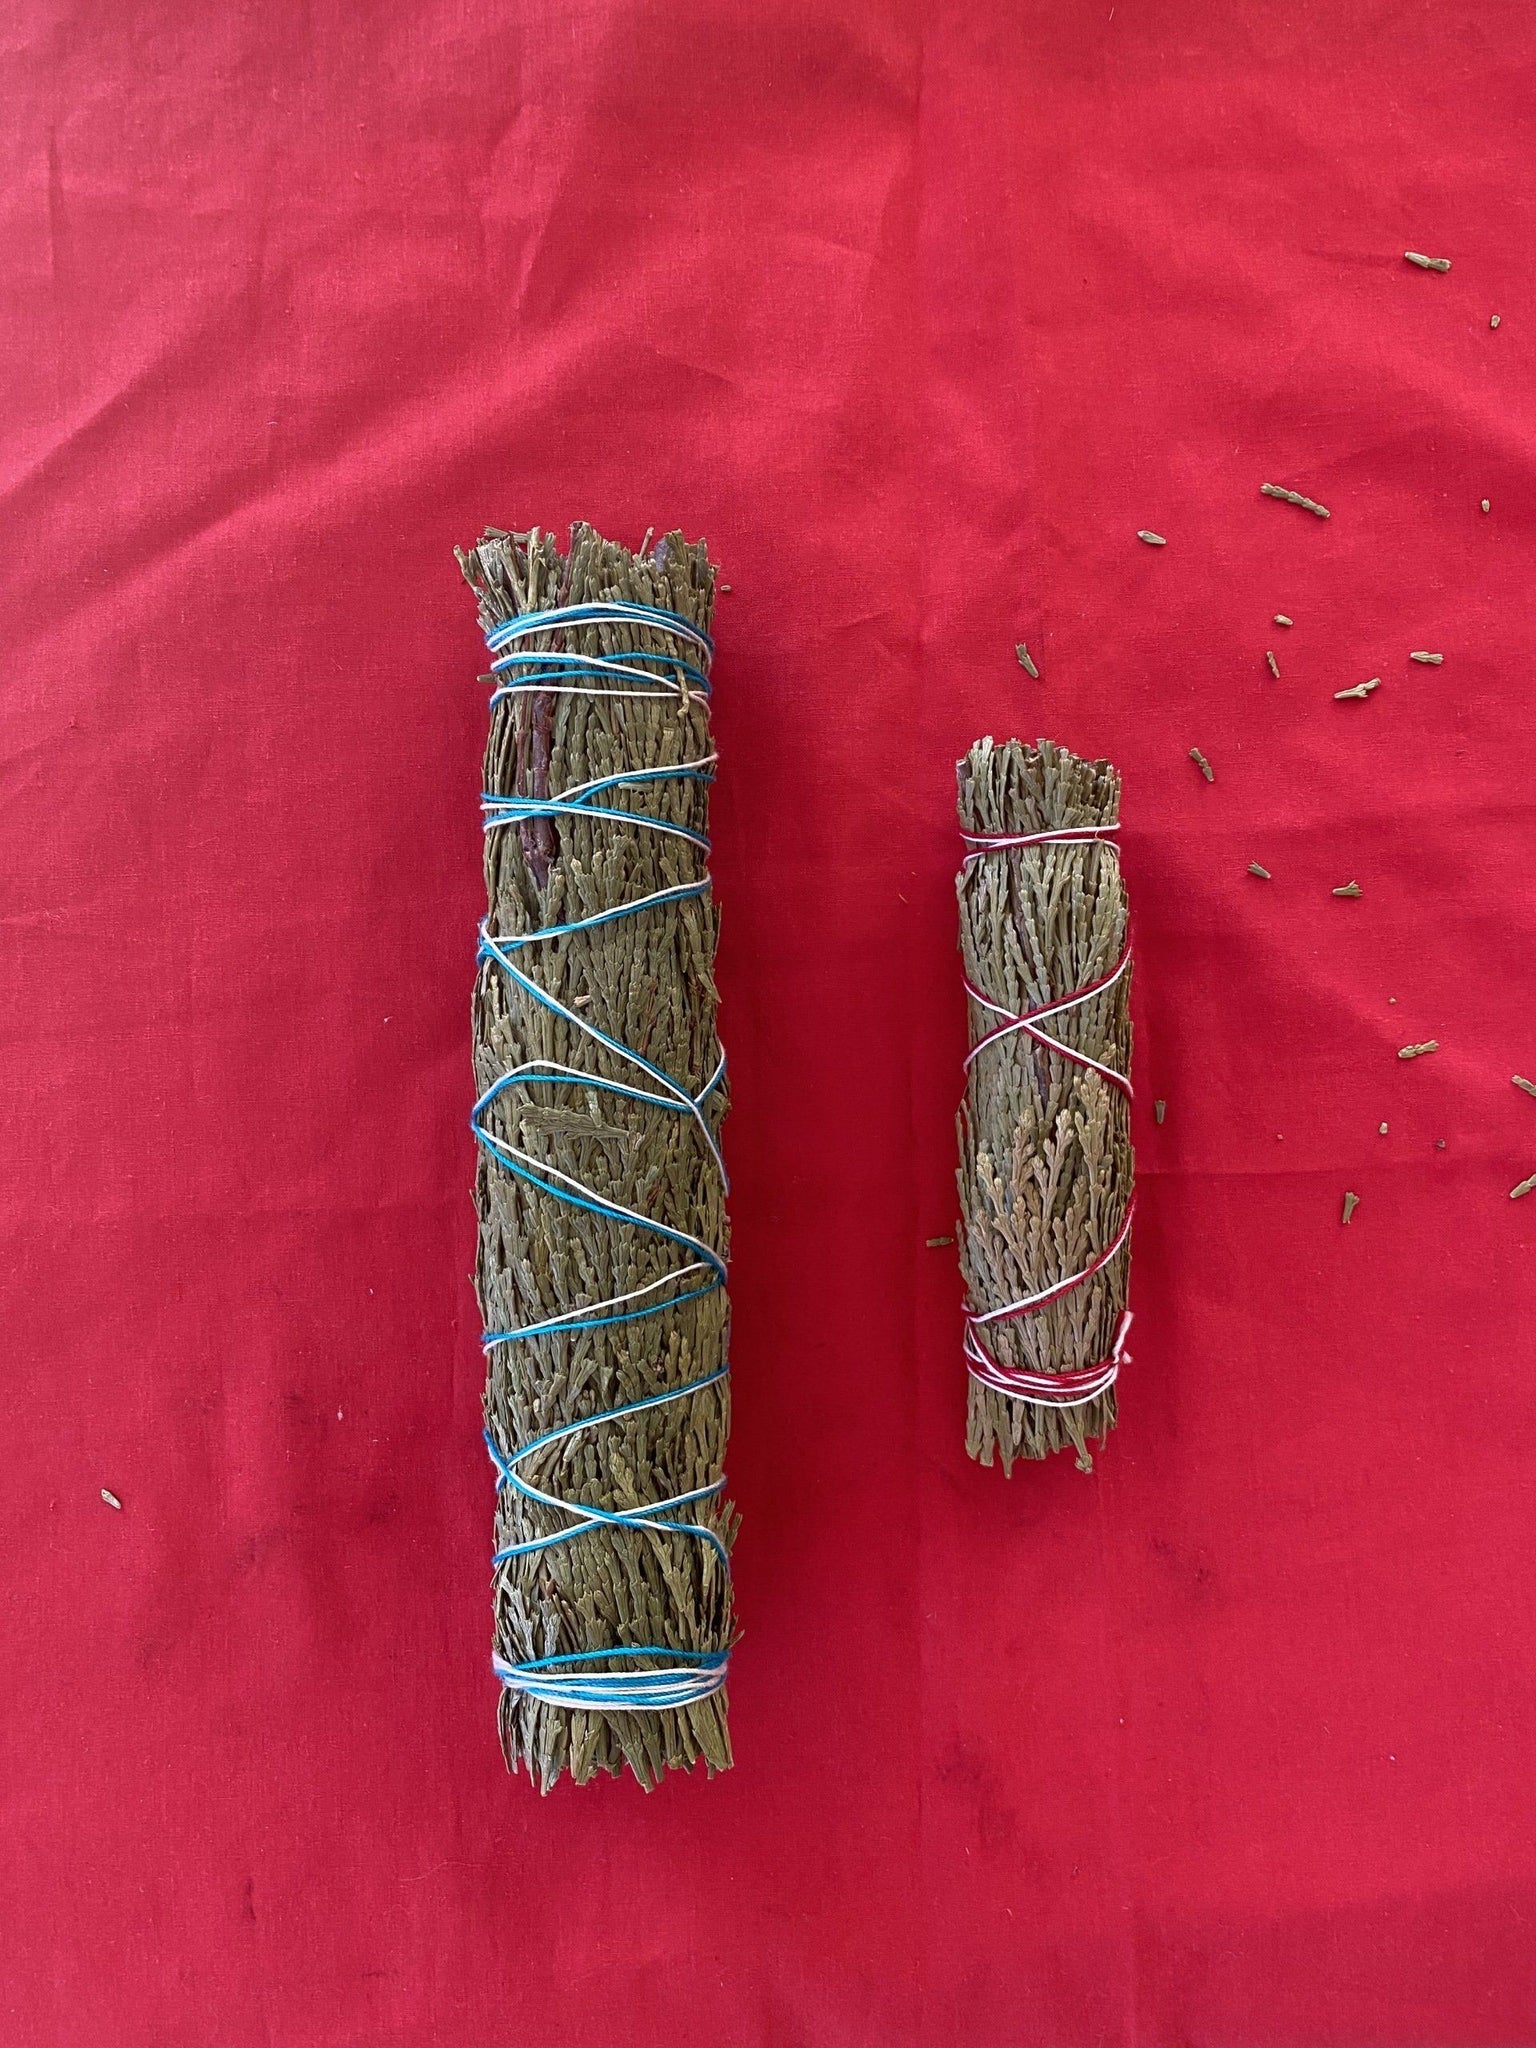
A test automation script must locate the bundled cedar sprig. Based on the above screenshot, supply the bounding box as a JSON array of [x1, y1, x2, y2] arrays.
[[956, 738, 1134, 1474], [456, 522, 735, 1790]]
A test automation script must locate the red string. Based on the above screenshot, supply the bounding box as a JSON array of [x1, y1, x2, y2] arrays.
[[960, 823, 1121, 862], [965, 1310, 1133, 1407], [960, 820, 1134, 1408], [962, 938, 1134, 1099]]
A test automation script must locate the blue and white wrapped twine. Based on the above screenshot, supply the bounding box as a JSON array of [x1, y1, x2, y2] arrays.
[[462, 547, 735, 1777]]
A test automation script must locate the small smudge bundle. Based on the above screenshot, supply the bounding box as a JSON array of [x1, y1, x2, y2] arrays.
[[955, 738, 1135, 1474]]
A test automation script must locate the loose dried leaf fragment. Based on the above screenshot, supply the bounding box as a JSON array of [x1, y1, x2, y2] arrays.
[[1261, 483, 1330, 518]]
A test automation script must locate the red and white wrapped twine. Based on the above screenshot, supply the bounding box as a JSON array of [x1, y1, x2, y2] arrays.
[[955, 742, 1136, 1465]]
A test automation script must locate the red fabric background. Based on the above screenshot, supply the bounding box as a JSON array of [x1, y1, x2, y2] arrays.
[[4, 3, 1535, 2042]]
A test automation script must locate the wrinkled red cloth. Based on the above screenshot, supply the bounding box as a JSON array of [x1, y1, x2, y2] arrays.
[[4, 3, 1535, 2042]]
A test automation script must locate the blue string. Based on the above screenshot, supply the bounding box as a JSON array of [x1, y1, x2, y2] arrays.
[[477, 879, 713, 949], [532, 763, 715, 803], [470, 1113, 727, 1277], [475, 920, 729, 1192], [483, 794, 711, 854], [483, 762, 714, 819], [506, 1646, 728, 1672], [482, 1280, 719, 1348], [477, 596, 730, 1712], [474, 1058, 723, 1125], [488, 648, 714, 698], [485, 598, 714, 659], [492, 1647, 729, 1711], [484, 1365, 731, 1565]]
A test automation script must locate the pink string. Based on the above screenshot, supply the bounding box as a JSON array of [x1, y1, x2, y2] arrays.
[[962, 940, 1133, 1098], [960, 821, 1121, 865], [968, 1194, 1136, 1332], [961, 819, 1135, 1410], [965, 1309, 1133, 1408]]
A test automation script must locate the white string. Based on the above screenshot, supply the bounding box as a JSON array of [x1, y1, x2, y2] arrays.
[[482, 1262, 713, 1348], [486, 601, 713, 659], [960, 817, 1135, 1411], [478, 594, 732, 1712], [481, 756, 718, 847], [961, 823, 1121, 866], [964, 948, 1133, 1092], [479, 928, 728, 1186], [964, 1311, 1133, 1408], [970, 1197, 1136, 1328], [488, 649, 710, 708], [492, 1654, 728, 1713]]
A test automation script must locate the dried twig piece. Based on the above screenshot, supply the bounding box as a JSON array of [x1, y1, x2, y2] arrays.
[[1266, 651, 1280, 678], [1333, 881, 1362, 897], [956, 739, 1133, 1476], [1189, 747, 1214, 781], [458, 522, 734, 1792], [1261, 483, 1330, 518], [1512, 1173, 1536, 1201], [1398, 1041, 1439, 1060], [1512, 1076, 1536, 1100], [1410, 651, 1443, 665], [1335, 679, 1380, 701], [1405, 251, 1451, 271]]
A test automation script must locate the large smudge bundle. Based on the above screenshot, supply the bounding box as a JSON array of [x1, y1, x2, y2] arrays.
[[456, 522, 735, 1789], [955, 738, 1135, 1474]]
